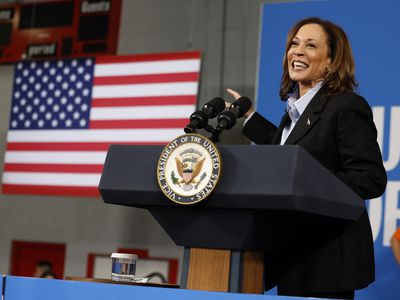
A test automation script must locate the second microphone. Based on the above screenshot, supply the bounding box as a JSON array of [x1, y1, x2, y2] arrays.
[[216, 97, 252, 131]]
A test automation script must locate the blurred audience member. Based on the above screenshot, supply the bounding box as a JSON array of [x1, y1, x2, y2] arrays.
[[390, 228, 400, 264], [41, 270, 57, 279], [33, 261, 53, 278]]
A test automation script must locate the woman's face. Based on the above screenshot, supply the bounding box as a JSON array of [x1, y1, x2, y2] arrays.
[[287, 23, 332, 90]]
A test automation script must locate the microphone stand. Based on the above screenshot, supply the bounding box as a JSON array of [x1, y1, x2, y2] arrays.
[[204, 124, 221, 144], [183, 124, 221, 144]]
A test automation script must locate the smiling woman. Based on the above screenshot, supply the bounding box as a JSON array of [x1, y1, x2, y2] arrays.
[[226, 17, 387, 300], [286, 23, 331, 97], [280, 17, 357, 100]]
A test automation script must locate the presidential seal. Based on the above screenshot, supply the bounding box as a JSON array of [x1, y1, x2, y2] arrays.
[[157, 133, 222, 205]]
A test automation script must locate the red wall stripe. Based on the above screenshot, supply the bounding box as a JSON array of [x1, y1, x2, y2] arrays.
[[4, 163, 103, 173], [91, 95, 197, 107], [7, 142, 167, 151], [2, 184, 100, 197], [96, 51, 201, 64], [93, 72, 199, 85], [90, 119, 188, 129]]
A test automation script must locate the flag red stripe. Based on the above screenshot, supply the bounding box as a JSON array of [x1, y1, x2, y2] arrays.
[[2, 184, 100, 197], [96, 51, 201, 64], [93, 72, 199, 85], [90, 119, 188, 129], [91, 95, 197, 107], [7, 142, 167, 151], [4, 163, 103, 173]]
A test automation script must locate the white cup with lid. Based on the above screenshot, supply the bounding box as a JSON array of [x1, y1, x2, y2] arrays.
[[110, 253, 138, 282]]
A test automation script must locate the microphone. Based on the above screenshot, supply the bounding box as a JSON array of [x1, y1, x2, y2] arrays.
[[216, 96, 252, 131], [184, 97, 226, 133]]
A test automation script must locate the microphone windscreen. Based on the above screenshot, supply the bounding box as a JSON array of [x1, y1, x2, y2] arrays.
[[231, 97, 252, 118], [203, 97, 226, 118]]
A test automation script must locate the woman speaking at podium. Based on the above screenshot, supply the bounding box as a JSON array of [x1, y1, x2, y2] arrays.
[[227, 17, 387, 299]]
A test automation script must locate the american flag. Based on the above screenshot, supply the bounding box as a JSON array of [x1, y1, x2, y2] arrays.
[[1, 52, 201, 197]]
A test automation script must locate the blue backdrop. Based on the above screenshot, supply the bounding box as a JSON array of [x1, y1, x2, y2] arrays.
[[257, 0, 400, 299]]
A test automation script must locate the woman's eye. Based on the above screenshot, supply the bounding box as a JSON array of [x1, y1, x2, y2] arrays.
[[290, 41, 299, 47], [307, 44, 316, 48]]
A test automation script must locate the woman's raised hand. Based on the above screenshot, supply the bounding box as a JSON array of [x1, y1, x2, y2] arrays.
[[227, 88, 242, 100]]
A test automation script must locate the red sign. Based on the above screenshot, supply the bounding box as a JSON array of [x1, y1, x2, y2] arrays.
[[0, 0, 122, 64]]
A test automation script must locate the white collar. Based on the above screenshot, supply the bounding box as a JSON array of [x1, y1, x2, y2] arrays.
[[288, 81, 324, 115]]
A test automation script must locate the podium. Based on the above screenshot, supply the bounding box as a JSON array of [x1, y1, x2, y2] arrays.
[[99, 145, 364, 294]]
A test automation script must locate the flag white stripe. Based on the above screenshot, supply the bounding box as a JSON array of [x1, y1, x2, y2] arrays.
[[92, 82, 198, 98], [94, 59, 201, 77], [5, 151, 107, 164], [90, 105, 194, 120], [7, 128, 184, 142], [3, 172, 100, 186]]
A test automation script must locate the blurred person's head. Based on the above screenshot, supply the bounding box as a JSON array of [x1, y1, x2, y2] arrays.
[[41, 270, 57, 279], [33, 260, 53, 278]]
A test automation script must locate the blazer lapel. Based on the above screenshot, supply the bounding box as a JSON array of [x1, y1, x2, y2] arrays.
[[272, 112, 290, 144], [284, 87, 330, 145]]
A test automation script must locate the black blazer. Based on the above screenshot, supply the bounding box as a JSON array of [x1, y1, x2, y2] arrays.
[[243, 86, 387, 295]]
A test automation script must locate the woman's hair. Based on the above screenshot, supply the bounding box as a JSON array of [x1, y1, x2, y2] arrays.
[[279, 17, 358, 100]]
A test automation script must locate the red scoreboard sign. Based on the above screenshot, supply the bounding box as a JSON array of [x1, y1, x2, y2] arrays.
[[0, 0, 122, 64]]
